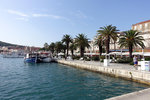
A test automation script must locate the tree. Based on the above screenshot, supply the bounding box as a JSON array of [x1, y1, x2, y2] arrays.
[[62, 34, 72, 57], [75, 34, 90, 57], [44, 43, 49, 51], [119, 30, 145, 58], [49, 42, 55, 54], [62, 44, 67, 57], [55, 41, 63, 56], [69, 41, 77, 58], [97, 25, 119, 54], [94, 34, 104, 56]]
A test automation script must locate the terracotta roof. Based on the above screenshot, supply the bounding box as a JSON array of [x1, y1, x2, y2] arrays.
[[132, 20, 150, 26]]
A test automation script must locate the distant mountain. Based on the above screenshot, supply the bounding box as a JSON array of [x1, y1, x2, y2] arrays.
[[0, 41, 23, 47]]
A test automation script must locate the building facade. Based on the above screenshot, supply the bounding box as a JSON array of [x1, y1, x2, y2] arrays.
[[132, 20, 150, 51]]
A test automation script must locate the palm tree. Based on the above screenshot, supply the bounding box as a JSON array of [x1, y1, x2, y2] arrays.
[[97, 25, 119, 54], [62, 44, 67, 57], [94, 35, 104, 56], [75, 34, 90, 57], [55, 41, 63, 56], [49, 42, 55, 54], [119, 30, 145, 58], [69, 41, 77, 58], [44, 43, 49, 51], [62, 34, 72, 57]]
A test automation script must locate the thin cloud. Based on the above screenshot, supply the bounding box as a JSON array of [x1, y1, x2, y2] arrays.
[[32, 13, 70, 22], [16, 18, 29, 21], [7, 9, 29, 17], [32, 13, 65, 19], [6, 9, 71, 22], [32, 14, 49, 17]]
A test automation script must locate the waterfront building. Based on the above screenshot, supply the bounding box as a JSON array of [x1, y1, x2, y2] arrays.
[[132, 20, 150, 52], [85, 40, 99, 56]]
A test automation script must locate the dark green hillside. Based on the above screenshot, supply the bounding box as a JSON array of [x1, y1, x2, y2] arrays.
[[0, 41, 22, 46]]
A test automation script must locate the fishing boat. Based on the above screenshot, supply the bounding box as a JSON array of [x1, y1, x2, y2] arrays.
[[24, 52, 53, 63], [24, 53, 42, 63]]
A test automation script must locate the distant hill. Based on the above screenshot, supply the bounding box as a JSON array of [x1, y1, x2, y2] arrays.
[[0, 41, 23, 47]]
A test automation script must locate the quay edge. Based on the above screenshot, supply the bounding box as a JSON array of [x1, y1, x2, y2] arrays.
[[57, 60, 150, 85]]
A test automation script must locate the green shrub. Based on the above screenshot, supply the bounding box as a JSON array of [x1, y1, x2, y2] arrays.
[[99, 56, 105, 62], [100, 56, 105, 59], [145, 57, 150, 61], [73, 56, 80, 60], [110, 56, 113, 59], [100, 59, 104, 62], [117, 57, 132, 63], [130, 62, 134, 65], [92, 56, 99, 61], [84, 56, 90, 61], [85, 59, 90, 61]]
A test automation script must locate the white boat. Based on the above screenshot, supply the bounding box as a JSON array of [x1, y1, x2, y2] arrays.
[[3, 52, 24, 58], [39, 52, 53, 63], [42, 57, 52, 63]]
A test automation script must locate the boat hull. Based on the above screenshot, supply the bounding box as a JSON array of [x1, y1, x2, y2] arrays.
[[24, 58, 36, 63], [42, 58, 52, 63]]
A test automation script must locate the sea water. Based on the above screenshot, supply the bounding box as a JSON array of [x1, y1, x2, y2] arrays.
[[0, 56, 149, 100]]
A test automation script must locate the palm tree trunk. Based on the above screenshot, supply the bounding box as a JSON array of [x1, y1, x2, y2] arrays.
[[57, 51, 58, 57], [71, 50, 74, 58], [106, 37, 110, 54], [99, 45, 102, 56], [64, 49, 66, 57], [80, 47, 84, 57], [66, 44, 69, 57], [129, 46, 133, 58], [52, 48, 54, 54], [80, 46, 82, 57]]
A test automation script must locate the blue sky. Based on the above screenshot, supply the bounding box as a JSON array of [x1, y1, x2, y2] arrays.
[[0, 0, 150, 47]]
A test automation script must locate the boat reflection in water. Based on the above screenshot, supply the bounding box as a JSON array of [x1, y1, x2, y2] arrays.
[[24, 52, 54, 63]]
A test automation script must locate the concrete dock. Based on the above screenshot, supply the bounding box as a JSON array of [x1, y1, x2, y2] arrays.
[[57, 60, 150, 100]]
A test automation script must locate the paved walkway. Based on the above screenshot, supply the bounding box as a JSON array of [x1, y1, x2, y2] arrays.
[[64, 60, 150, 74], [72, 60, 135, 70], [65, 60, 146, 71]]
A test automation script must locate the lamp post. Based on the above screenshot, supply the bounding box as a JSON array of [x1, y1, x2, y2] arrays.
[[121, 49, 122, 58]]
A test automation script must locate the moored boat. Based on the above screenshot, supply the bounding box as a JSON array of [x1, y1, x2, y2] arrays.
[[24, 52, 54, 63], [42, 57, 52, 63], [39, 52, 53, 63], [24, 53, 41, 63]]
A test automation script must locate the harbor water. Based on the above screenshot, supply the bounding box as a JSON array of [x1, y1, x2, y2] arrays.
[[0, 56, 149, 100]]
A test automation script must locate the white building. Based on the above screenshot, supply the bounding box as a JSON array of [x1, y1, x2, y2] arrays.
[[132, 20, 150, 50]]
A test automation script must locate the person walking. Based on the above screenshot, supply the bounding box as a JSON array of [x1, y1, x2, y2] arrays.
[[133, 55, 138, 70]]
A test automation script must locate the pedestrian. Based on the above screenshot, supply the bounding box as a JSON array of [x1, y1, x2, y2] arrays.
[[133, 55, 138, 70]]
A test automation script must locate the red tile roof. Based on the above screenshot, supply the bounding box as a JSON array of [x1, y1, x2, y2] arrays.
[[132, 20, 150, 26]]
